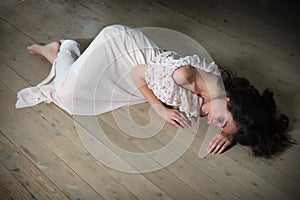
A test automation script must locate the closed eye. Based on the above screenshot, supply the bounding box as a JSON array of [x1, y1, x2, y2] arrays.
[[217, 117, 227, 128]]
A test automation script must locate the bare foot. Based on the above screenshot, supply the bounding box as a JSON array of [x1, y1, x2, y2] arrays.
[[27, 42, 60, 64]]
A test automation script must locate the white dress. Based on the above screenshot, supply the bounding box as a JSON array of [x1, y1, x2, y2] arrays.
[[16, 25, 220, 120]]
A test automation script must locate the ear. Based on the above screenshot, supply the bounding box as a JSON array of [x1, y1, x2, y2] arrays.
[[226, 97, 230, 103]]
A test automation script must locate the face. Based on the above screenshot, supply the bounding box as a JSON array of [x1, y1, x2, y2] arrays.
[[201, 98, 239, 135]]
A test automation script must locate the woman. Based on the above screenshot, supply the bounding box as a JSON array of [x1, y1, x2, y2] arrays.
[[16, 25, 292, 158]]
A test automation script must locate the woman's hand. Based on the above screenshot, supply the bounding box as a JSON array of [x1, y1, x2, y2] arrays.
[[207, 132, 233, 154], [131, 65, 190, 129], [156, 106, 191, 129]]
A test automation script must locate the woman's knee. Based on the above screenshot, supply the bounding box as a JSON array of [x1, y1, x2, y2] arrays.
[[60, 40, 81, 57]]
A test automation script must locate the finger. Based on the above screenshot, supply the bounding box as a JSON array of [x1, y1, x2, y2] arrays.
[[212, 140, 226, 154], [216, 140, 231, 154], [175, 119, 185, 129], [176, 117, 190, 129], [216, 142, 228, 154], [173, 116, 187, 129], [180, 114, 191, 128], [213, 138, 228, 154], [207, 139, 217, 152], [208, 135, 224, 153], [208, 139, 219, 153], [207, 134, 220, 152], [169, 119, 181, 129]]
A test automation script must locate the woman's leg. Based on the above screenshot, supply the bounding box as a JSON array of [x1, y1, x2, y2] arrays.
[[53, 40, 81, 110], [54, 40, 80, 80], [27, 39, 91, 67], [27, 42, 60, 64], [27, 40, 81, 81], [27, 40, 81, 107]]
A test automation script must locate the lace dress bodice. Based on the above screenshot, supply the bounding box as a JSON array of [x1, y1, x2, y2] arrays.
[[145, 51, 220, 121]]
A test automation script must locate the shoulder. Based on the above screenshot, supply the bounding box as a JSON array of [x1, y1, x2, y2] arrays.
[[172, 65, 196, 86]]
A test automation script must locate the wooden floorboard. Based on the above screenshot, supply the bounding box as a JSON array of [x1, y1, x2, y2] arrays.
[[121, 104, 300, 198], [0, 0, 299, 199], [0, 131, 68, 200]]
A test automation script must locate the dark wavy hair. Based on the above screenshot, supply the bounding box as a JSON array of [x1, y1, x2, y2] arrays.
[[219, 66, 294, 158]]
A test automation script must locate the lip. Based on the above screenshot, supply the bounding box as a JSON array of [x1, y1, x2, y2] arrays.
[[201, 109, 209, 117], [205, 112, 211, 124]]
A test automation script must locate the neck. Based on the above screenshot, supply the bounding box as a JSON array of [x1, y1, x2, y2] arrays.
[[195, 72, 211, 100]]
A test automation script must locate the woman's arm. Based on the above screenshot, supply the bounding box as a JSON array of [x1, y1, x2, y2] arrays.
[[131, 64, 190, 128]]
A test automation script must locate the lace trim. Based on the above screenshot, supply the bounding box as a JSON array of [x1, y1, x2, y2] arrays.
[[145, 51, 219, 120]]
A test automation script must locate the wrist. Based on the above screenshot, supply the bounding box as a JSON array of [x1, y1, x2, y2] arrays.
[[151, 103, 167, 116]]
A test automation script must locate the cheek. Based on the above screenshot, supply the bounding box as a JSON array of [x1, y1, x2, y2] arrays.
[[223, 111, 239, 135], [222, 126, 235, 135], [202, 102, 211, 112]]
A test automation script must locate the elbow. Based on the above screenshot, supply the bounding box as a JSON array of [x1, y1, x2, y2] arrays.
[[131, 64, 147, 88]]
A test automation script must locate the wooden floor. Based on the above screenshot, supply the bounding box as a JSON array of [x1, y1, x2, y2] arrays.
[[0, 0, 299, 199]]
